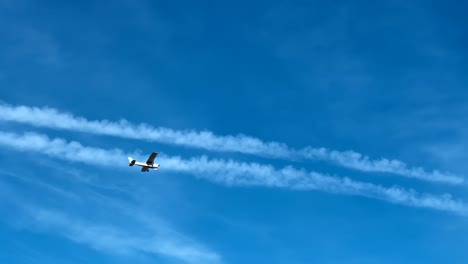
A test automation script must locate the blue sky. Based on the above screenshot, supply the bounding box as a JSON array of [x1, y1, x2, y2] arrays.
[[1, 0, 468, 263]]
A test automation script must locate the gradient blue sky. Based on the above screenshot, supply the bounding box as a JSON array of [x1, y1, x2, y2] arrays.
[[1, 0, 468, 263]]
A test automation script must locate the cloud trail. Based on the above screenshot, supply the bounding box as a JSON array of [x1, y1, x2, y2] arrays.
[[0, 130, 465, 215], [0, 104, 462, 184]]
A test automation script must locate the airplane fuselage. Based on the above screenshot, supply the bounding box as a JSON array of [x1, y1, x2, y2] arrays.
[[132, 161, 160, 169], [128, 153, 160, 172]]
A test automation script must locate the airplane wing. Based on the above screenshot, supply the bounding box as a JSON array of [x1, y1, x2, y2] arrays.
[[146, 152, 158, 165], [141, 166, 149, 172]]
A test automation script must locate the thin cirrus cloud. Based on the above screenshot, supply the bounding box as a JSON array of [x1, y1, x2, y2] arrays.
[[0, 104, 462, 185], [24, 207, 223, 264], [0, 186, 222, 264], [0, 130, 465, 216], [0, 156, 222, 264]]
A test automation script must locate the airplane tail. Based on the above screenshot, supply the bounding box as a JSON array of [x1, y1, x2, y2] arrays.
[[128, 157, 136, 166]]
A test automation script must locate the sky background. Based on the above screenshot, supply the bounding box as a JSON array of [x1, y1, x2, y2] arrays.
[[0, 0, 468, 263]]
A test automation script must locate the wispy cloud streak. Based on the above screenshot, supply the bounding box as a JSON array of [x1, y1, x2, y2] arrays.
[[0, 130, 465, 215], [0, 161, 221, 264], [25, 208, 222, 264], [0, 104, 462, 184]]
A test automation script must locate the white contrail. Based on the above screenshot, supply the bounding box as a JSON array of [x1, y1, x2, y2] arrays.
[[0, 104, 462, 184], [0, 130, 465, 215]]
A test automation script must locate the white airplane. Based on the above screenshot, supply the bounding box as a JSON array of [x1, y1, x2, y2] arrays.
[[128, 152, 160, 172]]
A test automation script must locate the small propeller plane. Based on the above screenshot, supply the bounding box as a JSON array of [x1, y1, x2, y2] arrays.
[[128, 152, 160, 172]]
